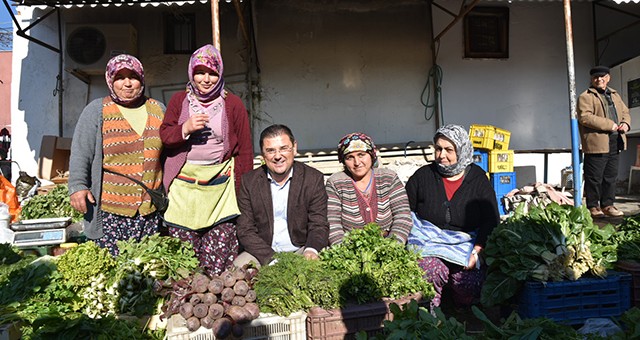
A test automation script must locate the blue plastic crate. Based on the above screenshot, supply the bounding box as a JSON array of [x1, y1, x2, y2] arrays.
[[518, 271, 632, 325], [473, 150, 488, 172], [490, 172, 516, 196]]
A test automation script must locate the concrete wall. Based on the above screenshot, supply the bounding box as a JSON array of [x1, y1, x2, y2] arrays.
[[10, 0, 632, 186]]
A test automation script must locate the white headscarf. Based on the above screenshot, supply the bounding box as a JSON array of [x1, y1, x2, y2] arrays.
[[434, 124, 473, 177]]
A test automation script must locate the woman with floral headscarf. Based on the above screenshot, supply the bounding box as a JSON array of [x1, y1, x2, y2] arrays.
[[325, 132, 412, 246], [160, 44, 252, 276], [405, 124, 499, 310], [69, 54, 166, 256]]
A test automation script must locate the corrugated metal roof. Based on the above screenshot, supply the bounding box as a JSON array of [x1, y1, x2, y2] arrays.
[[11, 0, 210, 8]]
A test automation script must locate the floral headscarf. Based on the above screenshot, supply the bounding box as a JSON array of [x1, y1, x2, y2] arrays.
[[337, 132, 378, 167], [187, 44, 225, 102], [105, 54, 145, 106], [433, 124, 473, 177]]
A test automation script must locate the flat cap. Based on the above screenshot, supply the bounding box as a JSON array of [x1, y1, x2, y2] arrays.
[[590, 66, 610, 77]]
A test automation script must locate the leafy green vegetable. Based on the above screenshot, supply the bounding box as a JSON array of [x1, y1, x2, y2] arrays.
[[321, 223, 434, 304], [471, 306, 580, 339], [0, 244, 23, 265], [615, 215, 640, 262], [23, 312, 164, 340], [116, 234, 199, 281], [366, 300, 472, 340], [254, 252, 341, 316], [55, 241, 116, 290], [19, 184, 83, 222], [481, 203, 617, 307], [0, 257, 56, 306]]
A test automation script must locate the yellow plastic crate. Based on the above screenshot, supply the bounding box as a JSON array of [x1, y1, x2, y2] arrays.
[[489, 150, 514, 173], [493, 127, 511, 150], [469, 124, 495, 150]]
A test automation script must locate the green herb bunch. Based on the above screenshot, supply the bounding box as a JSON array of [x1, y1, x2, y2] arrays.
[[254, 252, 341, 316], [320, 223, 434, 304], [19, 184, 84, 222]]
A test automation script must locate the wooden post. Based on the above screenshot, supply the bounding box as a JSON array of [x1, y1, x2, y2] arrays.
[[211, 0, 220, 50]]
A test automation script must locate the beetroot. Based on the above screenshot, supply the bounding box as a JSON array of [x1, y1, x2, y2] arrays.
[[186, 316, 201, 332], [244, 289, 256, 302], [221, 287, 235, 303], [233, 280, 249, 296], [231, 323, 244, 338], [243, 302, 260, 320], [212, 317, 233, 339], [189, 293, 203, 305], [208, 303, 224, 320], [200, 316, 215, 329], [202, 292, 217, 305], [231, 296, 246, 307], [232, 267, 247, 281], [192, 273, 210, 293], [193, 303, 209, 319], [207, 277, 225, 294], [179, 302, 194, 319], [226, 305, 251, 324], [221, 270, 237, 287]]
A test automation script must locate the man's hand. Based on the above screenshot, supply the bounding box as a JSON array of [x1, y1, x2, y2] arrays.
[[70, 189, 95, 214], [618, 123, 630, 133], [303, 249, 319, 260]]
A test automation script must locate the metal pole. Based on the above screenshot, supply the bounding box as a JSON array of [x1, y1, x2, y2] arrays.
[[211, 0, 220, 51], [563, 0, 582, 207]]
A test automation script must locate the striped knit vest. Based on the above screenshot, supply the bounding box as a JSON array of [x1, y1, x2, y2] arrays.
[[101, 97, 164, 217]]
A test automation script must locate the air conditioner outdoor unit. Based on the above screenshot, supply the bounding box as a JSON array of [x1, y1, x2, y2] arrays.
[[65, 24, 138, 75]]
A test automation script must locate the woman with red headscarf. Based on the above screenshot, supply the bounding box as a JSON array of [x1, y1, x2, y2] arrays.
[[325, 132, 412, 246], [69, 54, 166, 256], [160, 44, 253, 276]]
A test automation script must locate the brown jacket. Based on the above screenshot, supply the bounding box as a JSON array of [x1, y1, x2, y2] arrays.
[[236, 161, 329, 265], [577, 86, 631, 154]]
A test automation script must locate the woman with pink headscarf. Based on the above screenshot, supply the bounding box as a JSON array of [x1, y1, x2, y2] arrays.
[[160, 44, 253, 276], [69, 54, 166, 256]]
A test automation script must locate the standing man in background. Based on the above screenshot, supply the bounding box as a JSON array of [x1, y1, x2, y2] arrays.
[[577, 66, 631, 218]]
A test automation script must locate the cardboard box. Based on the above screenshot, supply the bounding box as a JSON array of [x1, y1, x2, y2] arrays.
[[38, 136, 72, 180]]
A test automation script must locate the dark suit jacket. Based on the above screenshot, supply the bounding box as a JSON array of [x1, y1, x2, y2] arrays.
[[236, 161, 329, 265]]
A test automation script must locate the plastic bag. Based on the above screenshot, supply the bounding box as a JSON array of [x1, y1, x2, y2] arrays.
[[578, 318, 623, 337], [0, 176, 20, 222], [0, 202, 12, 244], [15, 171, 40, 203]]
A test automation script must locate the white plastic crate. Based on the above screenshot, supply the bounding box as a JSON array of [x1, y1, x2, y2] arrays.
[[166, 311, 307, 340]]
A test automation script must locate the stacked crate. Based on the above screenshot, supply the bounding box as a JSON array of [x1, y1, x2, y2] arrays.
[[470, 124, 515, 215]]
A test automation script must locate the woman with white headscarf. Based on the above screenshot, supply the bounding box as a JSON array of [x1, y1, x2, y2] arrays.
[[405, 124, 499, 310]]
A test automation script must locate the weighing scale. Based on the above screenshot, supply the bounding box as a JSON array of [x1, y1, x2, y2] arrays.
[[10, 217, 72, 247]]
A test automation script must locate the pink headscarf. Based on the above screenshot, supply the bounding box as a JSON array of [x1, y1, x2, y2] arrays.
[[187, 44, 225, 103], [104, 54, 145, 106]]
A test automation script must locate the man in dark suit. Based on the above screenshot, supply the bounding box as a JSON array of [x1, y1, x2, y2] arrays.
[[234, 124, 329, 267]]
